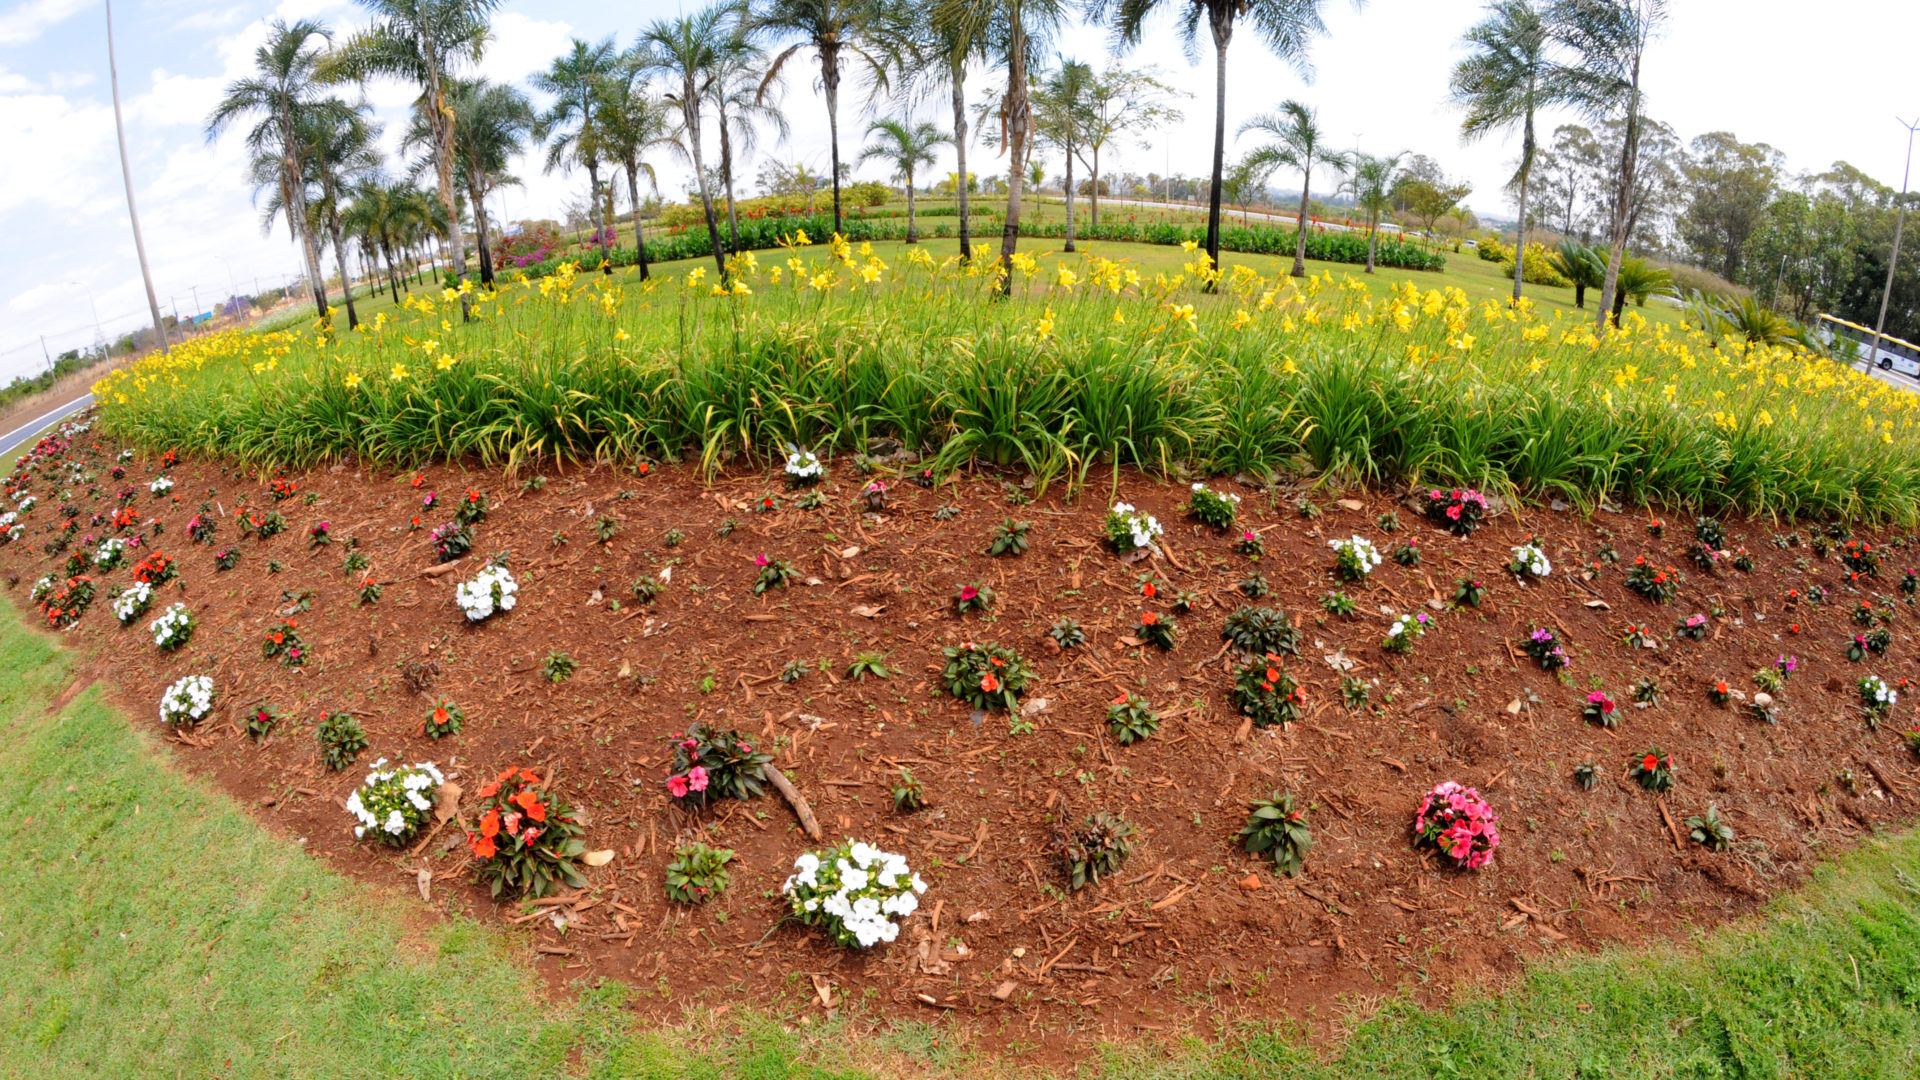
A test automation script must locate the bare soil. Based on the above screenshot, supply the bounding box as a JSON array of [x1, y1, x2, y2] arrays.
[[7, 427, 1920, 1064]]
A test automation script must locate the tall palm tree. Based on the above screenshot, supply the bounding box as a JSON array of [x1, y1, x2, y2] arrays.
[[1547, 0, 1666, 326], [533, 38, 621, 271], [748, 0, 903, 234], [1450, 0, 1560, 303], [1032, 59, 1093, 252], [304, 105, 383, 329], [637, 6, 740, 279], [935, 0, 1067, 294], [913, 21, 987, 262], [709, 42, 788, 253], [206, 19, 338, 322], [325, 0, 499, 290], [596, 48, 672, 280], [414, 79, 533, 287], [344, 178, 411, 301], [1240, 99, 1350, 278], [1340, 150, 1403, 273], [1092, 0, 1350, 279], [858, 118, 949, 242]]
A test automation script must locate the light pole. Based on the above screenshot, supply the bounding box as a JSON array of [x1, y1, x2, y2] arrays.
[[106, 0, 168, 354], [1868, 116, 1919, 372]]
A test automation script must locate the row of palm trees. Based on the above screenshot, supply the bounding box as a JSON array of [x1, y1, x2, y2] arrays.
[[210, 0, 1670, 318]]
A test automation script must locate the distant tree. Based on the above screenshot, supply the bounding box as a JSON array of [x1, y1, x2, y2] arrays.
[[859, 118, 949, 242], [1341, 150, 1404, 272], [595, 49, 672, 280], [1678, 131, 1781, 283], [1032, 59, 1096, 251], [1532, 123, 1600, 238], [1069, 66, 1183, 227], [1240, 99, 1352, 277], [638, 6, 742, 278], [534, 38, 620, 270]]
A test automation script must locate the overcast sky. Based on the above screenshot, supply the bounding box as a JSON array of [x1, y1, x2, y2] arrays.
[[3, 0, 1917, 382]]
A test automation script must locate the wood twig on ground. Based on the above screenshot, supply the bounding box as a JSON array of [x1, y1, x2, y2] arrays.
[[767, 767, 822, 840]]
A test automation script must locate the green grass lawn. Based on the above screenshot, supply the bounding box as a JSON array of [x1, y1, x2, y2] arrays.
[[4, 594, 1920, 1078]]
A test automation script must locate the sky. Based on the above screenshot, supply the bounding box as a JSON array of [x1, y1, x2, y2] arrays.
[[2, 0, 1918, 383]]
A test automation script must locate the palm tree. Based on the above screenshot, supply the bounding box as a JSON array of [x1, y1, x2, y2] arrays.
[[325, 0, 499, 290], [596, 48, 672, 280], [637, 7, 739, 279], [709, 42, 788, 253], [1450, 0, 1560, 303], [1547, 236, 1606, 307], [1240, 100, 1350, 278], [1339, 151, 1403, 273], [1547, 0, 1667, 326], [304, 105, 382, 329], [533, 38, 621, 271], [439, 79, 533, 286], [748, 0, 902, 234], [859, 118, 948, 242], [907, 20, 987, 262], [1032, 59, 1093, 252], [1092, 0, 1349, 279], [207, 19, 338, 322], [344, 178, 409, 301], [1609, 253, 1673, 323]]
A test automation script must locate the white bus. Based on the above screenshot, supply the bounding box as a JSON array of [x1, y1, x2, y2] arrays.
[[1816, 313, 1920, 378]]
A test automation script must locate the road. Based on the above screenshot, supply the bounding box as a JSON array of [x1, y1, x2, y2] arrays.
[[0, 392, 95, 459]]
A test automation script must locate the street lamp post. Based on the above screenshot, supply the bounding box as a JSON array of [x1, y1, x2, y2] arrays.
[[106, 0, 169, 354], [1867, 116, 1920, 372]]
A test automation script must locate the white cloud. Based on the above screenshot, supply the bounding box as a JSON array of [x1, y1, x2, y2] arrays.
[[478, 12, 574, 85], [0, 86, 112, 215], [0, 0, 92, 46]]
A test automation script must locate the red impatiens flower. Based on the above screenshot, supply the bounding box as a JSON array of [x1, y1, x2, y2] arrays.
[[1141, 612, 1159, 625], [980, 673, 1001, 693], [1642, 754, 1660, 771], [470, 834, 497, 859], [480, 809, 501, 838]]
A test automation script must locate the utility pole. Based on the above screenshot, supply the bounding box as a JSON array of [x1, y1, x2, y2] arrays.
[[106, 0, 168, 354], [191, 285, 200, 320], [40, 335, 51, 372], [1868, 115, 1920, 373]]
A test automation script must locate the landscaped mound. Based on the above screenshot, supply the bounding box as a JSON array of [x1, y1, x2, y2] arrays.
[[93, 240, 1920, 522], [7, 421, 1919, 1054]]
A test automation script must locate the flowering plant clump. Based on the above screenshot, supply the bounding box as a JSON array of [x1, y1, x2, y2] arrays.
[[1903, 569, 1919, 597], [213, 545, 240, 571], [1693, 515, 1727, 549], [664, 723, 775, 806], [1321, 590, 1357, 616], [1411, 782, 1500, 870], [1453, 577, 1489, 608], [1103, 502, 1162, 552], [1709, 679, 1733, 705], [158, 675, 215, 727], [316, 713, 368, 770], [1841, 539, 1880, 577], [306, 521, 330, 548], [346, 759, 445, 845], [93, 536, 127, 570], [1053, 811, 1136, 891], [1234, 530, 1264, 559], [467, 767, 588, 898], [752, 553, 795, 594], [261, 619, 305, 666], [1622, 622, 1659, 649], [1327, 535, 1382, 581], [1860, 675, 1899, 718], [249, 510, 286, 539], [953, 581, 996, 615], [269, 478, 297, 500], [783, 444, 824, 486], [149, 476, 174, 497], [112, 581, 154, 625], [1524, 627, 1569, 671], [1392, 539, 1422, 567], [188, 513, 219, 545], [782, 840, 926, 948], [1136, 610, 1177, 651], [1582, 690, 1617, 729], [940, 641, 1034, 711], [664, 842, 735, 903], [1624, 556, 1681, 603], [1731, 548, 1755, 573], [430, 521, 472, 562], [148, 602, 196, 651], [1675, 613, 1709, 641], [861, 480, 887, 511], [1852, 600, 1879, 628], [1508, 539, 1552, 579], [755, 493, 781, 513], [455, 562, 519, 621], [453, 488, 489, 526], [1106, 693, 1161, 745], [1422, 487, 1489, 537], [0, 511, 20, 545], [424, 697, 464, 738], [245, 703, 278, 739], [1184, 483, 1241, 529], [1233, 654, 1306, 728], [38, 575, 95, 629], [1382, 611, 1430, 653], [1631, 749, 1675, 792], [1239, 791, 1313, 875]]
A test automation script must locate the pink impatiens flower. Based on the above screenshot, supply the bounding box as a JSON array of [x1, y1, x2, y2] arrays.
[[754, 553, 770, 567], [666, 774, 690, 798], [687, 766, 710, 792]]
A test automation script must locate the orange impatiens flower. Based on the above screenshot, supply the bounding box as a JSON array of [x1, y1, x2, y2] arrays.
[[470, 834, 496, 859], [980, 673, 1001, 693], [480, 809, 501, 838], [433, 706, 450, 724]]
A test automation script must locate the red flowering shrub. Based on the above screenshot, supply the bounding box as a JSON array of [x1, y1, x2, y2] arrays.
[[39, 574, 95, 628], [465, 767, 588, 898], [132, 552, 175, 585]]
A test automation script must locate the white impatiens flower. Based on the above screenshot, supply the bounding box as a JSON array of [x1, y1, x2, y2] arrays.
[[148, 602, 195, 650], [17, 496, 36, 513], [113, 581, 154, 624], [783, 444, 823, 481], [454, 563, 519, 621], [1328, 535, 1382, 580], [783, 840, 926, 949], [158, 675, 215, 727], [346, 759, 445, 843], [1509, 541, 1552, 579], [0, 511, 18, 544], [94, 537, 127, 568], [1104, 502, 1163, 551], [149, 476, 174, 495]]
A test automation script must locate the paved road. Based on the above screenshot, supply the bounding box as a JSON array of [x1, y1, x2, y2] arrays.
[[0, 392, 95, 459]]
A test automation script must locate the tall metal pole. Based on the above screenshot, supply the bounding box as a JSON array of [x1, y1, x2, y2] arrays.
[[107, 0, 168, 354], [1868, 116, 1919, 372]]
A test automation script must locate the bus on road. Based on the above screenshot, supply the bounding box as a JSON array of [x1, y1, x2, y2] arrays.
[[1817, 314, 1920, 377]]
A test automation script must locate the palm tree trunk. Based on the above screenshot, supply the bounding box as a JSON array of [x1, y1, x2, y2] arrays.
[[823, 44, 844, 234], [1596, 60, 1641, 329], [994, 2, 1030, 298], [1512, 108, 1534, 304], [1089, 145, 1100, 226], [1063, 143, 1076, 254], [286, 155, 330, 324], [424, 57, 468, 295], [905, 165, 918, 243], [682, 92, 727, 279], [1203, 10, 1234, 283], [1290, 169, 1311, 278], [1366, 210, 1379, 273], [381, 237, 401, 302], [468, 174, 496, 288], [626, 163, 651, 281], [587, 161, 612, 273], [720, 118, 740, 255], [951, 56, 972, 264], [326, 204, 359, 330]]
